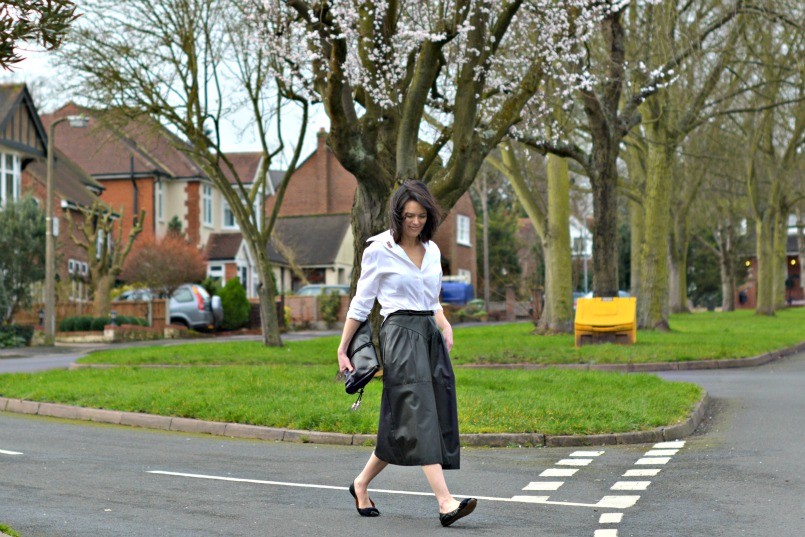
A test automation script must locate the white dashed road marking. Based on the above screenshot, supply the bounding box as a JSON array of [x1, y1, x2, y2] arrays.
[[0, 449, 23, 455], [611, 481, 651, 491], [594, 529, 618, 537], [570, 450, 605, 457], [557, 458, 593, 466], [599, 513, 623, 523], [540, 468, 578, 477], [645, 449, 678, 456], [623, 469, 661, 477], [635, 457, 671, 465], [654, 440, 685, 448], [523, 481, 564, 491]]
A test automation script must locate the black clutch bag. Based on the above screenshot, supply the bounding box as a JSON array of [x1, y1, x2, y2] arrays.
[[344, 320, 380, 408]]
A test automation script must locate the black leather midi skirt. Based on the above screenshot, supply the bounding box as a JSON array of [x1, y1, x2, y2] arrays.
[[375, 311, 460, 469]]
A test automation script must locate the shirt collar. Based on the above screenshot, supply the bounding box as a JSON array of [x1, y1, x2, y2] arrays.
[[368, 229, 439, 270]]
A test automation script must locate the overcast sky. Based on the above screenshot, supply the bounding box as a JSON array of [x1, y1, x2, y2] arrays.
[[1, 48, 329, 163]]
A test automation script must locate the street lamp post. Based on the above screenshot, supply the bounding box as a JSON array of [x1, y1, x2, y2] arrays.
[[44, 115, 89, 344]]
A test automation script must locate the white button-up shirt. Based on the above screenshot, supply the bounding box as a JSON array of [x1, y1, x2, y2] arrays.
[[347, 230, 444, 321]]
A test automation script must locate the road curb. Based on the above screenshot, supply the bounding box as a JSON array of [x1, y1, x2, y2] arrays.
[[0, 390, 712, 449], [458, 340, 805, 372]]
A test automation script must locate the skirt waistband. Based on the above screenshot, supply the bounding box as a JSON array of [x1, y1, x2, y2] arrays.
[[386, 310, 434, 318]]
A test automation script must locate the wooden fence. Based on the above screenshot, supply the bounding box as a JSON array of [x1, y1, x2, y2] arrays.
[[15, 300, 168, 331]]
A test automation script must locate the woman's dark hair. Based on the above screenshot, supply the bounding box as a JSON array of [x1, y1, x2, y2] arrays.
[[388, 180, 443, 243]]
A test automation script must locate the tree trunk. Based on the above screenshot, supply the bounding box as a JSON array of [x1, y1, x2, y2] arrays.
[[349, 182, 393, 292], [718, 226, 737, 312], [590, 157, 620, 297], [637, 124, 672, 330], [755, 216, 775, 315], [93, 273, 114, 317], [772, 210, 788, 309], [537, 154, 573, 333], [252, 246, 282, 346], [624, 142, 646, 296], [629, 200, 644, 296], [668, 218, 690, 314]]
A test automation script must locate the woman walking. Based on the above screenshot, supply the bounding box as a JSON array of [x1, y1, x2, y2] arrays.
[[337, 180, 477, 527]]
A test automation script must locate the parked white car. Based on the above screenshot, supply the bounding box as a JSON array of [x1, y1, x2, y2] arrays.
[[116, 284, 223, 331]]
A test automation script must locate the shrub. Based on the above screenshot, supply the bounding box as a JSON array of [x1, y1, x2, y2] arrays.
[[59, 317, 77, 332], [201, 277, 221, 298], [219, 278, 250, 330], [0, 324, 34, 348], [74, 316, 94, 332], [90, 317, 110, 331], [319, 290, 342, 328]]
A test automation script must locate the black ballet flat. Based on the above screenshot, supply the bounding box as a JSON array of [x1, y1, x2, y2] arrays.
[[349, 482, 380, 517], [439, 497, 477, 527]]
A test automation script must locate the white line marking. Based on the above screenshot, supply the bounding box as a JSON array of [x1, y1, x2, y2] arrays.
[[611, 481, 650, 491], [523, 481, 563, 491], [511, 496, 633, 509], [149, 471, 631, 510], [635, 457, 670, 465], [0, 449, 23, 455], [645, 449, 678, 456], [599, 513, 624, 523], [540, 468, 578, 477], [510, 495, 552, 503], [596, 496, 641, 509], [594, 530, 618, 537], [569, 450, 604, 457], [623, 469, 661, 477], [557, 458, 592, 466], [654, 440, 685, 449]]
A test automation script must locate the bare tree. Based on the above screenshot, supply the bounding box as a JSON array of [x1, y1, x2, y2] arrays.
[[60, 0, 310, 345], [0, 0, 79, 68], [67, 200, 145, 317]]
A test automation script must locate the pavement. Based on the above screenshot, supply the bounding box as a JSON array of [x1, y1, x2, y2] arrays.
[[2, 335, 804, 537]]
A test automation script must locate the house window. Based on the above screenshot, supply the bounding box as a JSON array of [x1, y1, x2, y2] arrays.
[[156, 182, 164, 222], [223, 201, 237, 229], [202, 184, 213, 226], [208, 265, 223, 283], [0, 152, 21, 207], [457, 268, 472, 284], [456, 214, 471, 246]]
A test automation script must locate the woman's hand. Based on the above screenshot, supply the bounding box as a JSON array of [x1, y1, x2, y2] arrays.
[[441, 324, 453, 352], [338, 347, 354, 374], [337, 318, 362, 374]]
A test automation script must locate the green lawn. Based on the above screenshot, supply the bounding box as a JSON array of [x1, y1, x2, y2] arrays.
[[0, 366, 702, 435], [1, 308, 800, 437], [78, 308, 805, 366]]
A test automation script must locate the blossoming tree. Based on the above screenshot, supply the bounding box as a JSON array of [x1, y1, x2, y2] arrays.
[[253, 0, 607, 282]]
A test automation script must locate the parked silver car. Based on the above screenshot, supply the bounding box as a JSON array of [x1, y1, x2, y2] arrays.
[[116, 284, 223, 331]]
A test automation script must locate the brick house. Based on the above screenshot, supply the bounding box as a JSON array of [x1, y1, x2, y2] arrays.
[[206, 130, 478, 297], [1, 84, 103, 303]]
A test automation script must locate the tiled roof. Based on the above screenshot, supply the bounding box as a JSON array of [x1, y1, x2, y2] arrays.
[[40, 103, 206, 179], [221, 151, 285, 191], [25, 147, 102, 208], [267, 214, 351, 266], [206, 214, 351, 267], [205, 232, 244, 261]]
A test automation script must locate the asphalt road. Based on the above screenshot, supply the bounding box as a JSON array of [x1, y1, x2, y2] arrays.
[[1, 349, 803, 536]]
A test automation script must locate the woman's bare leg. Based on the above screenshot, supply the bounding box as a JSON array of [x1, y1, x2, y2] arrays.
[[353, 453, 388, 508], [422, 464, 461, 513]]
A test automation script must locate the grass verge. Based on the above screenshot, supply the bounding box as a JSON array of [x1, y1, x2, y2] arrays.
[[78, 308, 805, 366], [0, 524, 21, 537], [0, 366, 702, 435]]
